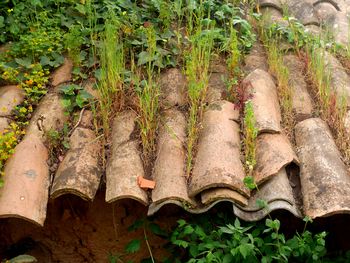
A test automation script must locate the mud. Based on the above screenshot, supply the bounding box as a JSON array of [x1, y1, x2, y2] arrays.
[[0, 190, 176, 262]]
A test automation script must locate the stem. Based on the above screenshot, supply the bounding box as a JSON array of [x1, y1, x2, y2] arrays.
[[143, 227, 155, 263]]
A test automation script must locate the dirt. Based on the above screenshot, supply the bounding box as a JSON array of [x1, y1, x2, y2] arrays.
[[0, 188, 179, 263]]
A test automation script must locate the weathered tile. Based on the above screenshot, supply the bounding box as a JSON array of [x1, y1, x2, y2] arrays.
[[188, 101, 248, 198], [26, 93, 68, 141], [0, 134, 49, 226], [283, 54, 313, 121], [105, 111, 148, 205], [295, 118, 350, 218], [242, 69, 282, 133], [0, 85, 25, 117], [51, 126, 102, 201], [151, 109, 196, 208], [254, 133, 299, 184], [51, 58, 73, 87], [234, 168, 302, 221], [160, 68, 187, 108]]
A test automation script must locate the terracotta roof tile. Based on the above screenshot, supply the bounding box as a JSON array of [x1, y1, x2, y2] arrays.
[[2, 1, 350, 226]]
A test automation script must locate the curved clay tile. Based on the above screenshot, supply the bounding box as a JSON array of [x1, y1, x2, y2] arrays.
[[201, 188, 248, 207], [258, 0, 285, 12], [254, 133, 299, 184], [283, 54, 313, 121], [314, 2, 338, 20], [243, 43, 269, 74], [51, 113, 102, 200], [207, 72, 228, 103], [0, 134, 49, 226], [50, 58, 73, 88], [160, 68, 187, 108], [151, 109, 196, 210], [0, 85, 25, 117], [26, 93, 68, 141], [288, 0, 320, 25], [0, 117, 9, 135], [233, 168, 302, 221], [242, 69, 282, 133], [324, 51, 350, 105], [188, 100, 249, 198], [105, 110, 148, 205], [295, 118, 350, 218]]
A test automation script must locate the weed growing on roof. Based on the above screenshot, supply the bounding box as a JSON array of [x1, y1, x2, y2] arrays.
[[97, 11, 125, 140], [260, 25, 294, 133], [243, 100, 258, 178], [134, 24, 160, 160], [306, 46, 350, 163], [184, 8, 214, 176]]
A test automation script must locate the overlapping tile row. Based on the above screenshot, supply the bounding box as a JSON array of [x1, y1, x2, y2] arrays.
[[1, 0, 350, 227], [260, 0, 350, 218]]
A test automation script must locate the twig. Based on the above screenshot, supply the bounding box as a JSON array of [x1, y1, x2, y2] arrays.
[[68, 107, 85, 137], [143, 227, 155, 263]]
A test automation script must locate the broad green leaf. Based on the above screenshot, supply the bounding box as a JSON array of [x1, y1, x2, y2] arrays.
[[0, 16, 4, 28], [149, 223, 168, 237], [125, 239, 141, 253]]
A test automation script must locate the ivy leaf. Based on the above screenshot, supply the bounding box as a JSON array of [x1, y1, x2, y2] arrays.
[[15, 57, 32, 68], [76, 90, 92, 108], [125, 239, 141, 253]]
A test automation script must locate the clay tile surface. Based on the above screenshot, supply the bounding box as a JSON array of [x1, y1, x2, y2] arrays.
[[0, 134, 49, 226], [188, 100, 248, 198], [283, 54, 313, 121], [234, 168, 302, 221], [242, 69, 282, 133], [151, 109, 195, 207], [51, 126, 102, 201], [0, 85, 25, 117], [254, 133, 299, 185], [105, 110, 149, 205], [51, 58, 73, 87], [295, 118, 350, 218], [5, 3, 350, 228]]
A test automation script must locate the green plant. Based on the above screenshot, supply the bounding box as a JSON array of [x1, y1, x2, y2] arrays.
[[134, 24, 160, 159], [170, 216, 327, 263], [60, 84, 93, 114], [97, 11, 125, 139], [243, 100, 258, 177], [109, 218, 168, 263]]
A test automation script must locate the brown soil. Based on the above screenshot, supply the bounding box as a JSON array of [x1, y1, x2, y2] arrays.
[[0, 188, 179, 263]]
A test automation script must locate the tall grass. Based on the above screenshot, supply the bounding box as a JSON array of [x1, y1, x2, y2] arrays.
[[98, 12, 125, 138], [134, 24, 160, 160], [185, 4, 215, 176], [306, 46, 350, 163]]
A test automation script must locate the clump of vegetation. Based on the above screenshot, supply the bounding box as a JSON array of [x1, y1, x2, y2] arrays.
[[306, 46, 350, 163], [184, 22, 214, 176], [171, 216, 327, 263], [260, 24, 294, 132], [242, 100, 258, 178], [133, 23, 160, 160]]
